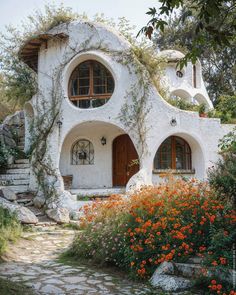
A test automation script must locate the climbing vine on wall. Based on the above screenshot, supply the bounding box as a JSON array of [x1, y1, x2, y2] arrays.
[[116, 43, 165, 157], [25, 19, 166, 202]]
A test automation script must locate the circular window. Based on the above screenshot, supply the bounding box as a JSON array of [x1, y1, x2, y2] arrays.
[[68, 60, 115, 109], [176, 70, 183, 78]]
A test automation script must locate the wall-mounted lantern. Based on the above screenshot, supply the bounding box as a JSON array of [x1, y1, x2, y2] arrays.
[[100, 136, 106, 145], [57, 120, 62, 128]]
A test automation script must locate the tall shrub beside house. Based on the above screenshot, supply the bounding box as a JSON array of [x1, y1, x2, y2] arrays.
[[69, 178, 236, 293], [208, 128, 236, 206]]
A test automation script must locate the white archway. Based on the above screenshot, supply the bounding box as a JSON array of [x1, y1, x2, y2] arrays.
[[170, 89, 192, 104], [151, 131, 206, 184], [59, 121, 139, 189]]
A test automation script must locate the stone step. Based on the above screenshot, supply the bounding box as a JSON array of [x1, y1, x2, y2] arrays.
[[10, 179, 30, 185], [16, 198, 33, 205], [5, 168, 30, 174], [17, 145, 25, 150], [8, 163, 30, 169], [15, 159, 29, 164], [0, 173, 29, 180], [0, 179, 29, 186], [3, 185, 29, 193]]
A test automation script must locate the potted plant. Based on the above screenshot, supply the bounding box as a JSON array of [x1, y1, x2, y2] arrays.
[[198, 103, 207, 117]]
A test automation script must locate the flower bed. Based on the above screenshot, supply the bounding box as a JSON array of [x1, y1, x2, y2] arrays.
[[70, 178, 236, 294]]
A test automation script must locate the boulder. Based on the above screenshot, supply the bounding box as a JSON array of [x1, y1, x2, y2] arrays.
[[152, 261, 175, 275], [126, 169, 151, 193], [46, 208, 70, 224], [0, 197, 38, 224], [33, 193, 46, 208], [150, 274, 193, 291], [0, 187, 17, 201], [69, 210, 83, 221], [150, 261, 193, 291]]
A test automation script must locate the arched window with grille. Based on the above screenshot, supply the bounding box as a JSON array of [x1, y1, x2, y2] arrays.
[[71, 139, 94, 165], [68, 60, 115, 109], [154, 136, 192, 170]]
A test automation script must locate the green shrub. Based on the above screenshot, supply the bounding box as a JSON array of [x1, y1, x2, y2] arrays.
[[0, 143, 19, 170], [167, 97, 199, 112], [0, 207, 21, 256], [208, 128, 236, 206]]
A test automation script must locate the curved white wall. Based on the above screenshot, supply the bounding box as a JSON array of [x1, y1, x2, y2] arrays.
[[26, 20, 235, 193]]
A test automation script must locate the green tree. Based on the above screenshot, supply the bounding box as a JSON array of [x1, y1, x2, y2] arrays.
[[0, 4, 80, 110], [139, 1, 236, 66], [215, 95, 236, 123]]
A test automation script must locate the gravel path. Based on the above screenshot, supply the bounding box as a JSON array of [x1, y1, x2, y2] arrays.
[[0, 227, 153, 294]]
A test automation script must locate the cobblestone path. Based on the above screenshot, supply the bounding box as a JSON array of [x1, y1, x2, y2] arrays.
[[0, 227, 153, 294]]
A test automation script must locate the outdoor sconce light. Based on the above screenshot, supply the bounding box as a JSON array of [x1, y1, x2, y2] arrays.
[[170, 117, 177, 127], [57, 120, 63, 130], [100, 136, 106, 145]]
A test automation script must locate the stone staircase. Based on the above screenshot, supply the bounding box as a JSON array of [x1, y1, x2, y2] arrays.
[[0, 158, 30, 193], [0, 110, 31, 194]]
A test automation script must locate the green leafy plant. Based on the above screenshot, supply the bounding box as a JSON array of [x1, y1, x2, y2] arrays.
[[0, 143, 19, 171], [139, 1, 236, 69], [208, 128, 236, 206], [167, 97, 199, 112], [0, 207, 22, 256]]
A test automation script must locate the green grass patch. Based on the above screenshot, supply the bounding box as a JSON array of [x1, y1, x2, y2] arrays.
[[0, 207, 22, 256], [60, 223, 80, 230], [0, 277, 35, 295]]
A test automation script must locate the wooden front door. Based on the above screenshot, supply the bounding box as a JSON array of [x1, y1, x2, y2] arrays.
[[113, 134, 139, 186]]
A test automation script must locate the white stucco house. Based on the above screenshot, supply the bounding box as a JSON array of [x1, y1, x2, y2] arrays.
[[18, 20, 234, 202]]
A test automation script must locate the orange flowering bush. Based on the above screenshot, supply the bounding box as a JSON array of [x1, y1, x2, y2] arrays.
[[70, 178, 236, 293]]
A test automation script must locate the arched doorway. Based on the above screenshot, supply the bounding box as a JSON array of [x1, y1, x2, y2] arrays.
[[113, 134, 139, 186]]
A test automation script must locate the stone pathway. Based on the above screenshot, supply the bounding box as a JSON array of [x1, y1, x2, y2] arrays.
[[0, 227, 154, 294]]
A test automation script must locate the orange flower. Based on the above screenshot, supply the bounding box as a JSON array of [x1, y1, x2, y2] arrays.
[[130, 261, 135, 267], [212, 261, 218, 266], [135, 217, 142, 223], [209, 215, 216, 223], [211, 280, 216, 285], [217, 284, 222, 290], [219, 257, 227, 265]]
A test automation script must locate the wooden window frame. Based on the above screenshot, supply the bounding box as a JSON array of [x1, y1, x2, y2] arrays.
[[69, 60, 114, 102], [154, 136, 192, 171]]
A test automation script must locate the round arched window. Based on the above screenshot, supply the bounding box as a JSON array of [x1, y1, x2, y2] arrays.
[[154, 136, 191, 170], [71, 139, 94, 165], [68, 60, 115, 109]]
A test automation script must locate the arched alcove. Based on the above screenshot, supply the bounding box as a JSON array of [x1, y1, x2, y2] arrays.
[[194, 93, 208, 106], [59, 121, 139, 190], [170, 89, 192, 104], [152, 132, 205, 184]]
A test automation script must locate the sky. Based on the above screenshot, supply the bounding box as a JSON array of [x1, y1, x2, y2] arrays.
[[0, 0, 159, 34]]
